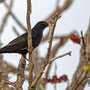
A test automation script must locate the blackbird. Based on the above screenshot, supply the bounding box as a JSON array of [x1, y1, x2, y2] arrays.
[[0, 21, 48, 54]]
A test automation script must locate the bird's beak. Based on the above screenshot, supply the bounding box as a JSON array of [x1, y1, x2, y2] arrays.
[[48, 24, 54, 27]]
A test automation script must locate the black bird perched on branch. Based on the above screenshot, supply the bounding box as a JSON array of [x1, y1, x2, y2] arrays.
[[0, 21, 48, 54]]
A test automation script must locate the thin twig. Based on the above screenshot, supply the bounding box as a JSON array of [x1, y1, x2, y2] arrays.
[[54, 63, 57, 90], [3, 61, 18, 74], [46, 0, 73, 23], [56, 0, 60, 9], [45, 31, 77, 80], [48, 51, 71, 63], [4, 2, 27, 31], [81, 31, 85, 46], [12, 26, 20, 36], [0, 0, 13, 34]]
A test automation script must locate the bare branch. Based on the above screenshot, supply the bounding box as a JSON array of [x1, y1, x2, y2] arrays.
[[12, 26, 20, 36], [66, 22, 90, 90], [30, 15, 60, 89], [48, 51, 71, 63], [0, 0, 5, 3], [4, 2, 27, 31], [16, 55, 26, 90], [46, 0, 73, 23], [0, 0, 13, 34], [26, 0, 33, 90]]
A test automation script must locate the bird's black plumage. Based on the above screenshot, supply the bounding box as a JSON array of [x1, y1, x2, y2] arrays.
[[0, 21, 48, 54]]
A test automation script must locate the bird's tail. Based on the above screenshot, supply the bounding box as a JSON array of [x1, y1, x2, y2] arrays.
[[0, 46, 13, 53]]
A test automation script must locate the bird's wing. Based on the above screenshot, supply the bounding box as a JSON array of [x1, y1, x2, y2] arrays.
[[7, 30, 37, 47], [7, 33, 27, 46], [31, 28, 37, 38]]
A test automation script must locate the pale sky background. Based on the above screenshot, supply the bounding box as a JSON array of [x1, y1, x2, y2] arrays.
[[0, 0, 90, 90]]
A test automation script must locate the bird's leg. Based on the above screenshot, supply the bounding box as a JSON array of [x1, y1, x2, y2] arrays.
[[22, 47, 34, 61], [22, 54, 29, 61]]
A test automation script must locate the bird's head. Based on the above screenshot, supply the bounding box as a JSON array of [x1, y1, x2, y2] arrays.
[[34, 21, 48, 31]]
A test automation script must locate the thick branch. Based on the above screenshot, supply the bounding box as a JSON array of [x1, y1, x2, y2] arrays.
[[16, 55, 26, 90], [26, 0, 33, 90]]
